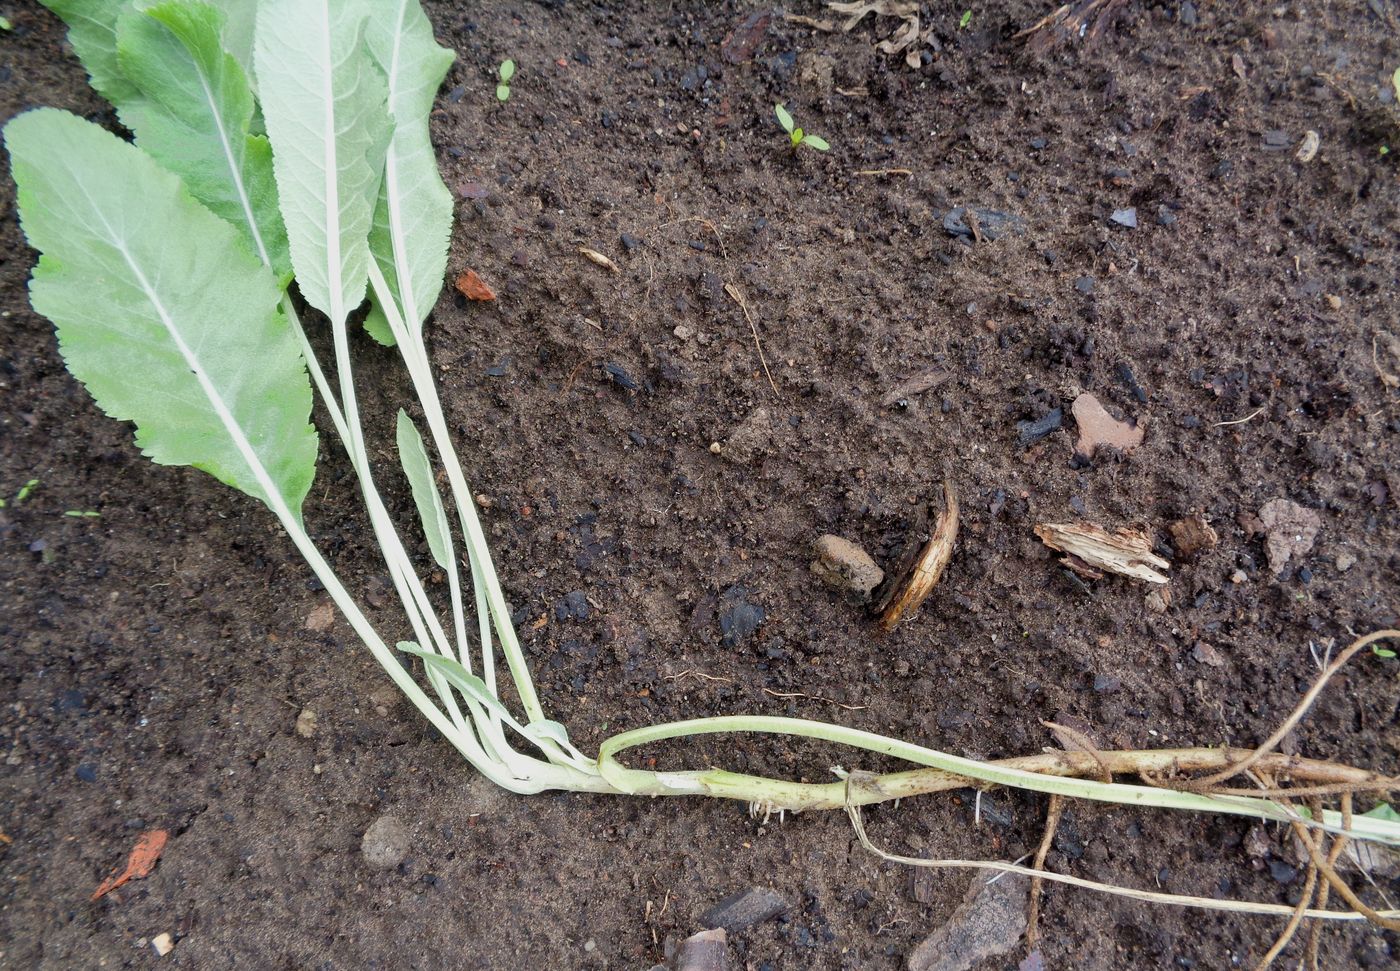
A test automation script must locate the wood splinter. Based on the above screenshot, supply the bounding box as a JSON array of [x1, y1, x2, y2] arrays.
[[875, 481, 959, 631], [1034, 521, 1169, 584]]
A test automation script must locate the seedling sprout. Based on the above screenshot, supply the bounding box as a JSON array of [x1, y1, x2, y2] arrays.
[[496, 58, 514, 102], [774, 103, 829, 152]]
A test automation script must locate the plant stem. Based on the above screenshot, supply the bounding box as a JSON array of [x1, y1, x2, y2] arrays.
[[596, 716, 1400, 843], [366, 266, 549, 728]]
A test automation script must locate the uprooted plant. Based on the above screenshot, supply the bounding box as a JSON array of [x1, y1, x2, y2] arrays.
[[12, 0, 1400, 949]]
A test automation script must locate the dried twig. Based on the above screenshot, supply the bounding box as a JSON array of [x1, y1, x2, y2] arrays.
[[762, 687, 867, 711], [724, 282, 779, 396]]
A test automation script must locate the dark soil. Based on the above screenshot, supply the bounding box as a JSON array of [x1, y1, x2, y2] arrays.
[[3, 1, 1399, 968]]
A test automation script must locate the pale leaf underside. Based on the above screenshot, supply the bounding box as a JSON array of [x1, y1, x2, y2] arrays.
[[254, 0, 390, 321], [364, 0, 455, 339], [6, 108, 317, 516]]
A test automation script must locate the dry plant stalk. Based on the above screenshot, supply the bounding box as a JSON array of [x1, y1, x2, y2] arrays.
[[878, 482, 958, 630], [1034, 521, 1170, 583]]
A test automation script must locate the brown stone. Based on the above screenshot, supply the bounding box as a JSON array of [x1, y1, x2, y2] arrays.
[[1071, 392, 1144, 459], [1168, 515, 1218, 558]]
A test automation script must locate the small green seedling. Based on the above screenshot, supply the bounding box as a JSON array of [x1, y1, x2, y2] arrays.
[[1392, 66, 1399, 102], [64, 510, 101, 518], [1376, 645, 1397, 659], [959, 9, 973, 29], [774, 104, 829, 152], [496, 59, 515, 102], [7, 478, 40, 505]]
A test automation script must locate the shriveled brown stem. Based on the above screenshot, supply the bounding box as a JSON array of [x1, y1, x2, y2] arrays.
[[812, 748, 1396, 812], [1254, 860, 1318, 970]]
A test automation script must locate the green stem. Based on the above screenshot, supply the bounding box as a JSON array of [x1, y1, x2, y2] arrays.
[[596, 716, 1400, 844]]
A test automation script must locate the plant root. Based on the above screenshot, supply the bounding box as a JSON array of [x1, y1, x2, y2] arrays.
[[1026, 793, 1064, 951], [1140, 630, 1399, 793]]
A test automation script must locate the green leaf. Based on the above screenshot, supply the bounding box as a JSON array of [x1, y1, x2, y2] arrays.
[[1393, 67, 1399, 102], [362, 301, 397, 346], [254, 0, 390, 322], [1362, 803, 1400, 822], [959, 9, 973, 29], [495, 82, 510, 102], [499, 59, 514, 83], [363, 0, 455, 336], [395, 409, 453, 572], [40, 0, 144, 105], [774, 103, 794, 133], [117, 1, 290, 283], [5, 109, 318, 517], [802, 134, 830, 152]]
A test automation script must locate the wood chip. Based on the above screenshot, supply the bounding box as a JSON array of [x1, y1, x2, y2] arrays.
[[1296, 129, 1319, 162], [455, 268, 496, 301], [577, 247, 619, 273], [877, 481, 958, 630], [1034, 522, 1169, 584], [92, 830, 169, 900]]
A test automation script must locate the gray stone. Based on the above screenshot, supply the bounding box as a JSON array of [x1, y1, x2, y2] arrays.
[[672, 928, 728, 971], [908, 874, 1029, 971], [699, 886, 788, 933], [810, 535, 885, 603], [361, 814, 410, 870]]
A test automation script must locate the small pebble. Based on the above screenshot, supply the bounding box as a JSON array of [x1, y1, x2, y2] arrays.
[[152, 933, 174, 957], [362, 814, 410, 870], [1296, 130, 1319, 162], [1335, 551, 1356, 572], [1325, 294, 1342, 310], [810, 535, 885, 603], [673, 324, 694, 340], [1110, 207, 1138, 229], [295, 708, 317, 738]]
